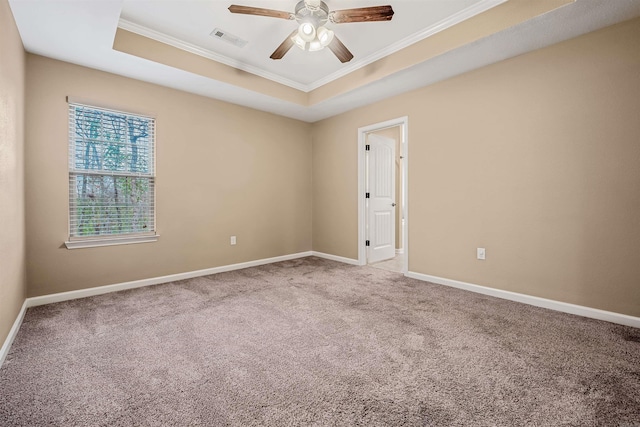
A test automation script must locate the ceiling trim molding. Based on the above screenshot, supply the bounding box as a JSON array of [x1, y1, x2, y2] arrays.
[[118, 0, 505, 94], [305, 0, 507, 91], [117, 19, 309, 92]]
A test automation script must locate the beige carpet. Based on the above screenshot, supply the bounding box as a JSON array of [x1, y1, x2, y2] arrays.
[[1, 256, 639, 426]]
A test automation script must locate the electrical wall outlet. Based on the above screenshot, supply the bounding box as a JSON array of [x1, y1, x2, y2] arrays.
[[230, 236, 237, 245], [477, 248, 486, 260]]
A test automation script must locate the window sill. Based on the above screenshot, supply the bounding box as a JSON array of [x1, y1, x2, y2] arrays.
[[65, 234, 159, 249]]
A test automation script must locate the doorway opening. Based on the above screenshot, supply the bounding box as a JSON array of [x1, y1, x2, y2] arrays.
[[358, 117, 408, 274]]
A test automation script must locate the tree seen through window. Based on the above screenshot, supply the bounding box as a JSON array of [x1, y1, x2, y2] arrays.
[[69, 104, 155, 238]]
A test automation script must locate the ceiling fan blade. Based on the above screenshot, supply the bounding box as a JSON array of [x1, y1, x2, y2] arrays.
[[330, 5, 394, 24], [270, 30, 298, 60], [328, 36, 354, 63], [228, 5, 294, 20]]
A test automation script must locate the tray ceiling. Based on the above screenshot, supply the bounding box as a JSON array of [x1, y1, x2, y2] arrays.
[[8, 0, 640, 122]]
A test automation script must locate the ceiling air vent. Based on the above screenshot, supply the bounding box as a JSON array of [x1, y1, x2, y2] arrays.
[[210, 28, 247, 48]]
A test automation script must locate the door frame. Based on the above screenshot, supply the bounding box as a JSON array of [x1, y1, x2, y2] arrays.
[[358, 116, 409, 273]]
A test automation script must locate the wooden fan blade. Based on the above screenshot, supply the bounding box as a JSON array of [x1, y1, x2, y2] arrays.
[[270, 30, 298, 60], [228, 5, 294, 20], [330, 5, 394, 23], [328, 36, 354, 63]]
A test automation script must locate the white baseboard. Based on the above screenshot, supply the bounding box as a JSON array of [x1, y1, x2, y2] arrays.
[[0, 300, 28, 368], [10, 253, 633, 369], [406, 271, 640, 329], [311, 251, 361, 265], [26, 251, 313, 308], [396, 249, 404, 254]]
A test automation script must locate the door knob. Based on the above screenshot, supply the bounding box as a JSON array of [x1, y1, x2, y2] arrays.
[[391, 203, 397, 207]]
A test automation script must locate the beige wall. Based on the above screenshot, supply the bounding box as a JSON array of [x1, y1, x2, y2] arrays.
[[25, 55, 312, 297], [312, 18, 640, 317], [0, 0, 26, 345], [368, 126, 403, 250]]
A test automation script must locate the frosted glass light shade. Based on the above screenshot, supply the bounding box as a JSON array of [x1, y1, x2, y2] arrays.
[[317, 26, 334, 46], [291, 34, 307, 50], [298, 22, 316, 42], [308, 40, 323, 51]]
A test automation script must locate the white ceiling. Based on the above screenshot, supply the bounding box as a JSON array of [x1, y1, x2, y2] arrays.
[[8, 0, 640, 122]]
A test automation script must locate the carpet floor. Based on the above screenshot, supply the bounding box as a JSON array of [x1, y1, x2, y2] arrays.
[[1, 257, 639, 426]]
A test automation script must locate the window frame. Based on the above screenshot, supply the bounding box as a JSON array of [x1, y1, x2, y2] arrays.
[[64, 98, 159, 249]]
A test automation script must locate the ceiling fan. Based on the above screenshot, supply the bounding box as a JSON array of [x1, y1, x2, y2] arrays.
[[228, 0, 394, 63]]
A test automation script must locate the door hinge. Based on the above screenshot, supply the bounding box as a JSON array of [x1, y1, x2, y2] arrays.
[[365, 192, 370, 199], [365, 240, 370, 247], [365, 144, 370, 151]]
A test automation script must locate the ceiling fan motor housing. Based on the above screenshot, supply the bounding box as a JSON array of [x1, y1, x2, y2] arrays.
[[295, 0, 329, 26]]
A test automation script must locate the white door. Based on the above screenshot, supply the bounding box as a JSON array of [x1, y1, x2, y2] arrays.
[[367, 134, 396, 263]]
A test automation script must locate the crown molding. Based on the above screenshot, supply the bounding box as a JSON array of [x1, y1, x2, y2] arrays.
[[118, 0, 505, 94], [117, 19, 310, 92], [306, 0, 507, 90]]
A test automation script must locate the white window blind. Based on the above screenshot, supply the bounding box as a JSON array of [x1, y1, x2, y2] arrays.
[[68, 103, 155, 241]]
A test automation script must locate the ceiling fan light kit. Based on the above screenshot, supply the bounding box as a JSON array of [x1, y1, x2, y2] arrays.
[[228, 0, 394, 63], [293, 23, 333, 51], [292, 0, 331, 51]]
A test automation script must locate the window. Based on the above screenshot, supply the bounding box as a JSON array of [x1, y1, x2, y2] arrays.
[[66, 101, 157, 249]]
